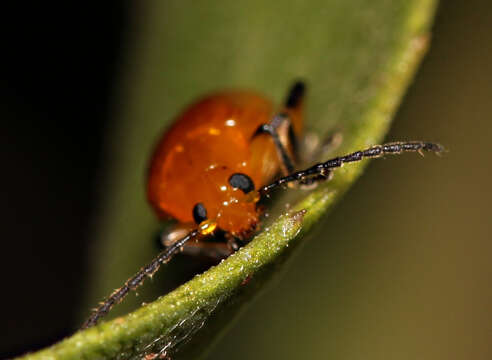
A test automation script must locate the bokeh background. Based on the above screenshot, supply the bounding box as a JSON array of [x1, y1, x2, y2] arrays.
[[1, 1, 491, 359]]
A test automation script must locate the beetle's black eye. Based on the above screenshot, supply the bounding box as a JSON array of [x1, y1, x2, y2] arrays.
[[192, 202, 207, 224], [228, 173, 255, 194]]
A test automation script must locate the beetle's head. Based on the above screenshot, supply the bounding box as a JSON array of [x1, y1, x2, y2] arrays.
[[192, 170, 260, 239]]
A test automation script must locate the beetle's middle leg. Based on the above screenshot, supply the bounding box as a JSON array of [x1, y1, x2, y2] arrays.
[[253, 113, 297, 176], [254, 114, 337, 189], [158, 224, 232, 261]]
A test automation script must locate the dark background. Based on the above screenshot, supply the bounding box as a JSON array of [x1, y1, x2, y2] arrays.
[[1, 2, 131, 356], [1, 1, 491, 359]]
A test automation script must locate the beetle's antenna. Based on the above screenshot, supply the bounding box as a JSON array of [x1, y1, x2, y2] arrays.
[[260, 141, 444, 195], [82, 220, 216, 329]]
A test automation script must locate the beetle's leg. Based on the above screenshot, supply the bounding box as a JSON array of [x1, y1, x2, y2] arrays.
[[255, 115, 342, 189], [171, 233, 246, 261], [158, 224, 232, 260], [254, 115, 333, 189], [224, 233, 249, 252], [300, 130, 344, 164], [285, 80, 305, 110], [254, 114, 297, 175], [294, 130, 346, 189], [285, 80, 344, 165], [157, 223, 193, 249], [177, 241, 232, 259], [252, 81, 306, 175]]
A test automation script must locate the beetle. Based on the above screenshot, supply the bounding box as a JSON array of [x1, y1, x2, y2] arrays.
[[82, 81, 443, 329]]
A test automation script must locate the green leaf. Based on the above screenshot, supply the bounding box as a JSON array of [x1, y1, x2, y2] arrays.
[[18, 1, 438, 359]]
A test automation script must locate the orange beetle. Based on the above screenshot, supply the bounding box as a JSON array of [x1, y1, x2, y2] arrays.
[[82, 81, 443, 328], [147, 84, 303, 240]]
